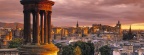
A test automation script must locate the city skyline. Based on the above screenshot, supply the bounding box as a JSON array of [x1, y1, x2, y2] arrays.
[[0, 0, 144, 30]]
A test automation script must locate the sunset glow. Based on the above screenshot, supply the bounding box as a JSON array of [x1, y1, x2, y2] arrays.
[[121, 23, 144, 30]]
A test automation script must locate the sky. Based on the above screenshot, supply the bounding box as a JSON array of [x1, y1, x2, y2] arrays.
[[0, 0, 144, 29]]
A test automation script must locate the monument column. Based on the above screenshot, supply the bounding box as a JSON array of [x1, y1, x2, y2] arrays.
[[20, 0, 59, 55], [44, 11, 48, 44], [47, 11, 52, 44], [35, 11, 40, 45], [40, 11, 44, 44], [32, 11, 36, 44], [23, 10, 31, 44]]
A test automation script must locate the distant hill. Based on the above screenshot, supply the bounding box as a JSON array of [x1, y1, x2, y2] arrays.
[[0, 22, 23, 29]]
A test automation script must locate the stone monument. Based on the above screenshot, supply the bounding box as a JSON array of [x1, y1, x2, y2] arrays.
[[19, 0, 59, 55]]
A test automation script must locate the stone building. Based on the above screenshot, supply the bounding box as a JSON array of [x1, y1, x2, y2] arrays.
[[0, 31, 13, 48], [115, 21, 122, 40]]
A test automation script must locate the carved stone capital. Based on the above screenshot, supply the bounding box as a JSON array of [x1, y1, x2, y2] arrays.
[[38, 1, 54, 11], [23, 1, 54, 11], [24, 4, 35, 10], [38, 4, 52, 11]]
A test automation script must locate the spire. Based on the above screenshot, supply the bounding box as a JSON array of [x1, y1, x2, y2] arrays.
[[116, 20, 121, 28], [118, 20, 120, 24], [128, 25, 133, 40], [128, 25, 132, 36], [76, 21, 79, 28], [129, 25, 131, 32]]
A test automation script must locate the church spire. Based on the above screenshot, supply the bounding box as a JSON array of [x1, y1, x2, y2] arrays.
[[128, 25, 133, 40], [129, 25, 131, 33], [76, 21, 79, 28], [116, 20, 121, 28], [118, 20, 120, 24]]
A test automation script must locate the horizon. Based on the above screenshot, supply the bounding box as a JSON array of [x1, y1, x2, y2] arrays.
[[0, 0, 144, 30], [0, 21, 143, 30]]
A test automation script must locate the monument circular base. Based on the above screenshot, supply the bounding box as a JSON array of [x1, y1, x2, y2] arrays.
[[19, 43, 59, 55]]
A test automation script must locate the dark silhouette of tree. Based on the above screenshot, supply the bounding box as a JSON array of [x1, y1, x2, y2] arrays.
[[123, 25, 134, 40], [73, 41, 91, 55], [61, 41, 95, 55], [62, 45, 74, 55], [86, 42, 95, 55], [9, 38, 24, 48], [55, 43, 62, 48], [99, 45, 111, 55]]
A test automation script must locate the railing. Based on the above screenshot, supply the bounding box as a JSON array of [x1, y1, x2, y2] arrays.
[[0, 48, 19, 55]]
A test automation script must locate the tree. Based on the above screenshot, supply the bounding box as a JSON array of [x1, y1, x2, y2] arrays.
[[123, 33, 134, 40], [74, 46, 82, 55], [87, 42, 95, 55], [55, 43, 62, 48], [62, 45, 74, 55], [8, 38, 24, 48], [73, 41, 91, 55], [123, 33, 128, 40], [61, 41, 95, 55], [55, 43, 63, 55], [99, 45, 111, 55]]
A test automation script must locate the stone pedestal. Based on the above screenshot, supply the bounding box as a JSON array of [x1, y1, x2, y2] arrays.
[[19, 43, 59, 55]]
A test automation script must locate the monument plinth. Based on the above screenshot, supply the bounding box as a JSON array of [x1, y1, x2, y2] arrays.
[[19, 0, 59, 55]]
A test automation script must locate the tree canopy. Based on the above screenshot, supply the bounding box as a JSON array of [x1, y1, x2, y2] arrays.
[[99, 45, 111, 55], [62, 45, 74, 55], [74, 46, 82, 55], [8, 38, 23, 48], [61, 41, 95, 55]]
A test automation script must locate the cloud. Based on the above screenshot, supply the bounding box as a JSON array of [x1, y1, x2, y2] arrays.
[[0, 0, 23, 23], [52, 0, 144, 26], [0, 0, 144, 28], [99, 0, 144, 6]]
